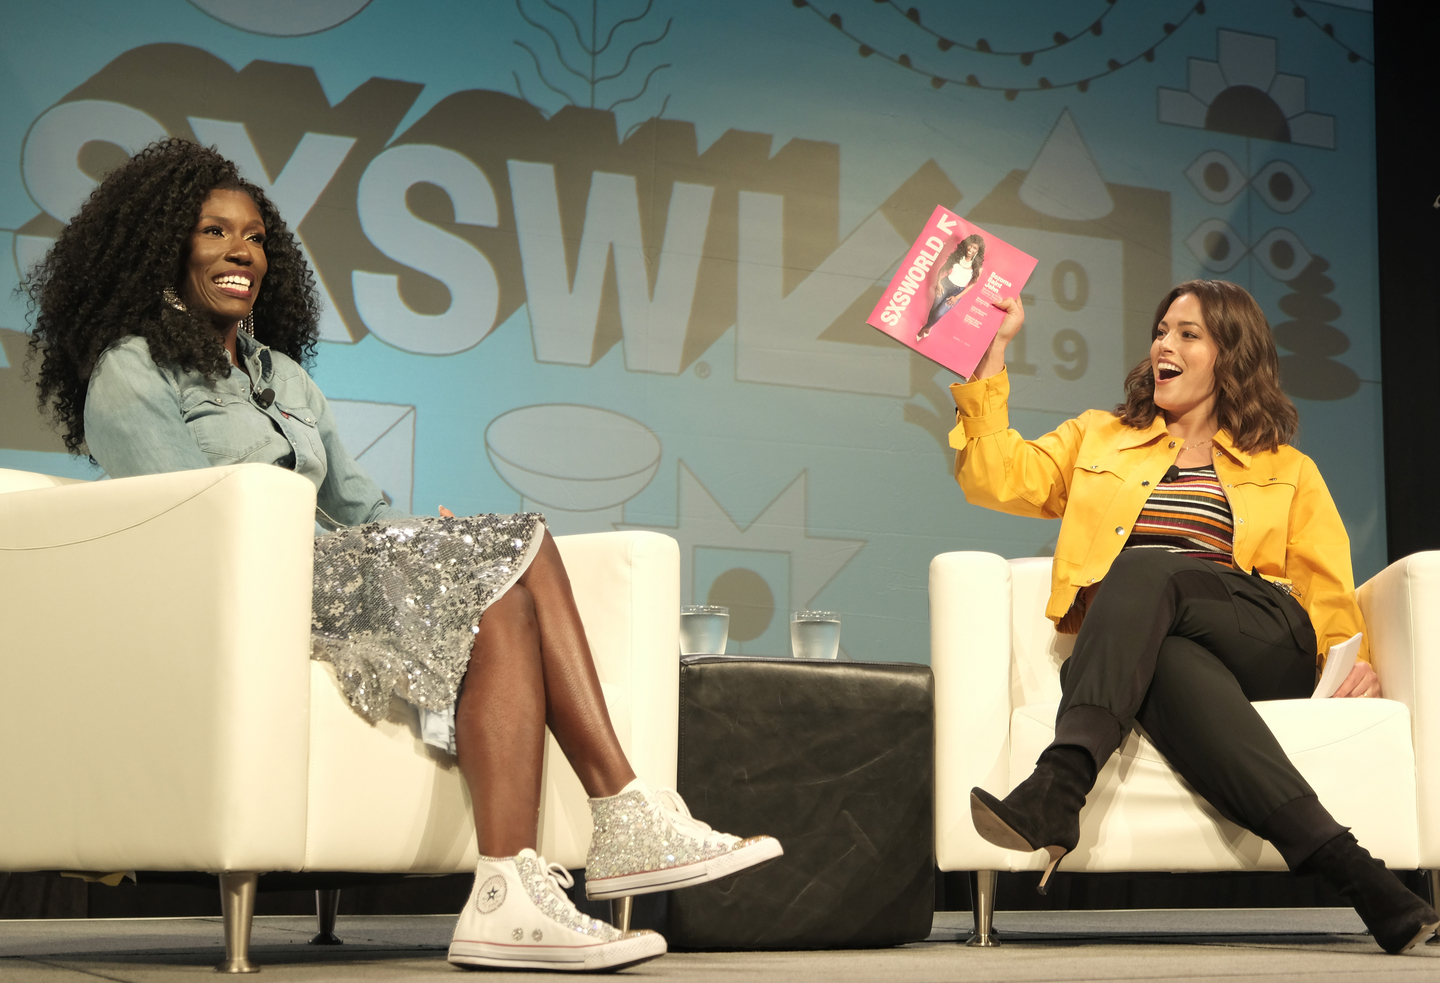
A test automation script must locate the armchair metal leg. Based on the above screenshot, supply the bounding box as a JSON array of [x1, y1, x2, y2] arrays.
[[216, 872, 260, 973], [609, 895, 633, 932], [966, 870, 1000, 947], [1429, 871, 1440, 945], [310, 889, 343, 945]]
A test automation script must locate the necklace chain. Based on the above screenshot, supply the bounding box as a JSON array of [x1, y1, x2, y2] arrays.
[[1180, 438, 1213, 451]]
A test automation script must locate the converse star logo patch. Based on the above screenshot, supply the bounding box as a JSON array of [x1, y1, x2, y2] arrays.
[[476, 874, 506, 913]]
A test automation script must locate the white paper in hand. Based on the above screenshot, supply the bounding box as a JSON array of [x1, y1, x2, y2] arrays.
[[1312, 632, 1363, 699]]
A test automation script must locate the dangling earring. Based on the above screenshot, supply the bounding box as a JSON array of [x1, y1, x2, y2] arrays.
[[241, 311, 255, 335], [162, 287, 186, 312]]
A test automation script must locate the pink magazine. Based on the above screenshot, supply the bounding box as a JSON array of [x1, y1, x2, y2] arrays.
[[867, 205, 1038, 380]]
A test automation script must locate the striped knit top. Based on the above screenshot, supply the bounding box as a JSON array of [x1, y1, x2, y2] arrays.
[[1123, 464, 1234, 567]]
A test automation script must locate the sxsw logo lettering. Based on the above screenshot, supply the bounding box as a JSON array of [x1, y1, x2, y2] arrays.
[[17, 45, 956, 396]]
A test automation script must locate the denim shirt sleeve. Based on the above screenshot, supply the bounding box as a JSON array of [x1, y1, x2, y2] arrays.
[[301, 371, 411, 530], [84, 339, 213, 478]]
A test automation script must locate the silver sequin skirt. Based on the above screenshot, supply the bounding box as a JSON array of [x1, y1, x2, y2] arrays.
[[309, 512, 546, 750]]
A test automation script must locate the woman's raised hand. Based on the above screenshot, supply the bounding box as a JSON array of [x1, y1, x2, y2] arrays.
[[969, 294, 1025, 381]]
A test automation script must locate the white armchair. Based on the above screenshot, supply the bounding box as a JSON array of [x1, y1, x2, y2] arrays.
[[0, 464, 680, 971], [932, 551, 1439, 944]]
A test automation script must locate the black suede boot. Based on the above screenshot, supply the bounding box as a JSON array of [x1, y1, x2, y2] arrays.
[[970, 745, 1095, 894], [1299, 832, 1440, 954]]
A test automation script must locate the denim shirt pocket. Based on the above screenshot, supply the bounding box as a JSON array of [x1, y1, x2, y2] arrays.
[[179, 387, 274, 463], [273, 401, 327, 475]]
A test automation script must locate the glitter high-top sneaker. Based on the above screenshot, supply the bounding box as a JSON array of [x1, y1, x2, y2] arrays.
[[448, 849, 666, 971], [584, 778, 783, 900]]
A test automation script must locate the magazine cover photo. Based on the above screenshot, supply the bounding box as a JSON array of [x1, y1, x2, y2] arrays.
[[868, 205, 1038, 380]]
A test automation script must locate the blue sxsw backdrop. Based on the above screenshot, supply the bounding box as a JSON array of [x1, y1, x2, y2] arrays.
[[0, 1, 1379, 662]]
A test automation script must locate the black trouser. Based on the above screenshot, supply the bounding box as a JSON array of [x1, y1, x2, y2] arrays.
[[1052, 549, 1346, 869]]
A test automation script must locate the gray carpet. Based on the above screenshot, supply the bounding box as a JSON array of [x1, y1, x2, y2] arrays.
[[3, 910, 1438, 981]]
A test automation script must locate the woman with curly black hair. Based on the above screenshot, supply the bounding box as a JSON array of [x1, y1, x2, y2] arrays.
[[916, 233, 985, 341], [27, 141, 318, 456], [25, 139, 779, 973]]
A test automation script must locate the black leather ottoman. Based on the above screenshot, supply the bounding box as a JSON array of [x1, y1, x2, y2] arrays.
[[667, 656, 934, 950]]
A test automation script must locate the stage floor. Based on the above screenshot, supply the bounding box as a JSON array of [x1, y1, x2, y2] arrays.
[[3, 909, 1437, 981]]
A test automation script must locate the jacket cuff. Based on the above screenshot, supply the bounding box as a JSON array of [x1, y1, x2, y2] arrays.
[[949, 368, 1011, 444]]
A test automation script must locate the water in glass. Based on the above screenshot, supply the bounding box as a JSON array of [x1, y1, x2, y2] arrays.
[[680, 605, 729, 655], [790, 610, 840, 660]]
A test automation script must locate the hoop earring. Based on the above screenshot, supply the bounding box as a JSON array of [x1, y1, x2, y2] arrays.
[[241, 311, 255, 335], [162, 287, 186, 312]]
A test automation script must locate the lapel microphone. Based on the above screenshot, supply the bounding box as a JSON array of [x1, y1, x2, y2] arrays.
[[1161, 465, 1182, 484], [251, 349, 275, 409]]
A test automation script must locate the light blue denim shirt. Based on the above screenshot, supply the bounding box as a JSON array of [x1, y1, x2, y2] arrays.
[[85, 331, 409, 530]]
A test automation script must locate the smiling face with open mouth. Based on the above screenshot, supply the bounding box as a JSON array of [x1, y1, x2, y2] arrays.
[[179, 188, 267, 329], [1150, 291, 1219, 424]]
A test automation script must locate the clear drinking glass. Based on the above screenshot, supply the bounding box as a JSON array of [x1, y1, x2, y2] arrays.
[[680, 605, 730, 655], [790, 610, 841, 660]]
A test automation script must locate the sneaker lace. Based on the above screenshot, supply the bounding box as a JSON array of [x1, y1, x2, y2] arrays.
[[526, 853, 617, 934], [652, 787, 741, 850], [536, 854, 576, 893]]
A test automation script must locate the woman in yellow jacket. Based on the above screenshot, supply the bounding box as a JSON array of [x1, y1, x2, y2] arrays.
[[955, 280, 1437, 954]]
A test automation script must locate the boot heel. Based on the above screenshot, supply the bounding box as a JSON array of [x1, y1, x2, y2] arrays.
[[1037, 846, 1068, 896], [967, 746, 1093, 898]]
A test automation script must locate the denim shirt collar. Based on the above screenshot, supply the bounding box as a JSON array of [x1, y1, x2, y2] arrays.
[[234, 331, 272, 386]]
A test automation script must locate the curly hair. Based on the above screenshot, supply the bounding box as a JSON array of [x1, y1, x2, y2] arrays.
[[23, 138, 321, 454], [1117, 279, 1298, 453], [942, 233, 986, 290]]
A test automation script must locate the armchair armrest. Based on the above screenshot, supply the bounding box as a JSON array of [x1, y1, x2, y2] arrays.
[[0, 464, 317, 873], [0, 467, 87, 493], [931, 551, 1016, 870], [1357, 551, 1440, 865], [554, 530, 680, 789], [515, 530, 679, 867], [298, 528, 681, 875]]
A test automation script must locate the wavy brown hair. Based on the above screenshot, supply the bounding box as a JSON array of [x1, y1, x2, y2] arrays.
[[23, 138, 320, 454], [1116, 279, 1297, 453]]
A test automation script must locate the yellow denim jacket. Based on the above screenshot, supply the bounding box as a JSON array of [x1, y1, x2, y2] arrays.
[[948, 369, 1368, 668]]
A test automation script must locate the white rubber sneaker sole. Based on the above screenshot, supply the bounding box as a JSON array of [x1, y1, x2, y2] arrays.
[[448, 931, 666, 972], [586, 835, 783, 900]]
